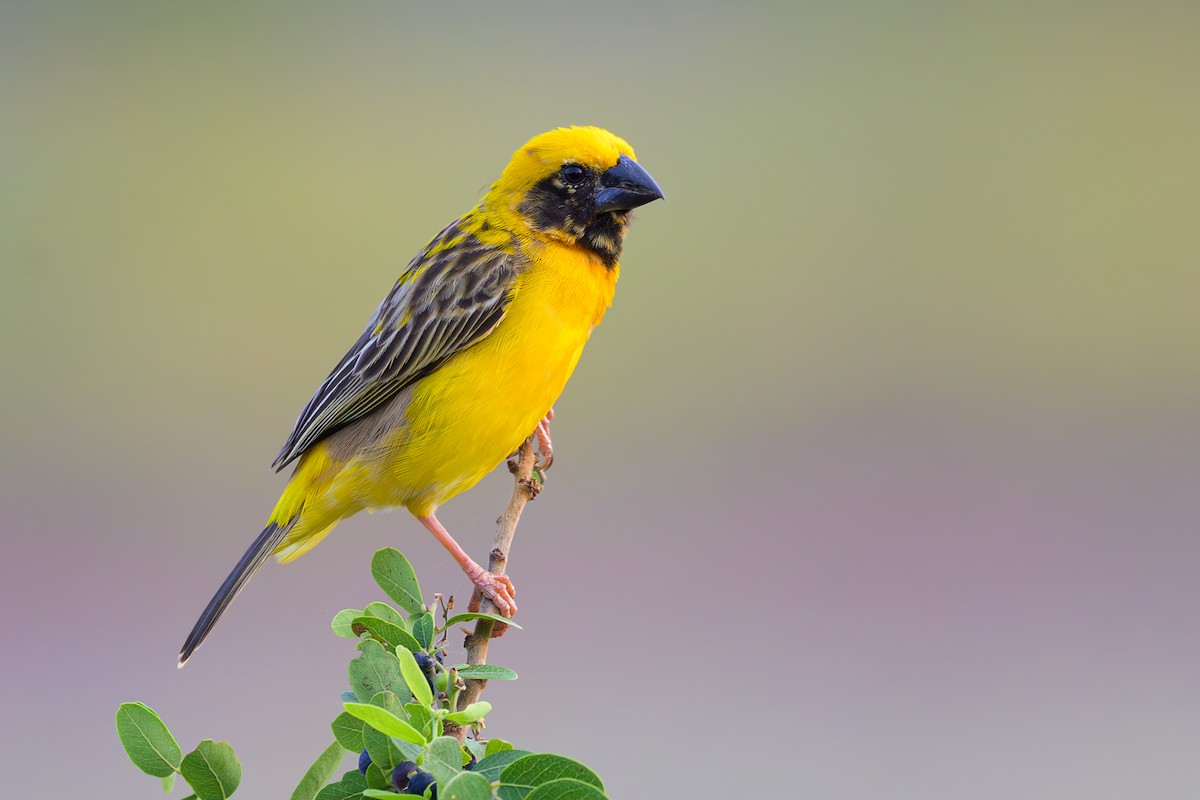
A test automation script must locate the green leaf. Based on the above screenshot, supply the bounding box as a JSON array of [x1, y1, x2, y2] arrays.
[[462, 737, 488, 762], [362, 725, 405, 774], [180, 740, 242, 800], [349, 639, 405, 702], [331, 711, 365, 752], [364, 761, 393, 790], [343, 702, 427, 745], [162, 773, 177, 793], [368, 692, 417, 761], [444, 701, 491, 725], [404, 703, 434, 740], [472, 749, 530, 783], [369, 690, 408, 718], [440, 771, 493, 800], [396, 648, 434, 707], [439, 612, 522, 631], [424, 736, 466, 786], [484, 739, 516, 757], [362, 791, 403, 798], [453, 664, 518, 681], [354, 616, 422, 653], [290, 741, 346, 800], [364, 602, 408, 629], [411, 612, 434, 650], [498, 754, 602, 800], [525, 778, 608, 800], [371, 548, 424, 615], [332, 609, 364, 638], [115, 702, 183, 778], [314, 770, 367, 800]]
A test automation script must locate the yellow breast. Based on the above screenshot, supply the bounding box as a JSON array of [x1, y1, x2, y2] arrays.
[[377, 239, 618, 515]]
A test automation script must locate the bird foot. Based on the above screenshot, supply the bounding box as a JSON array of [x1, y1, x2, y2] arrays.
[[468, 588, 511, 637], [464, 564, 517, 618], [534, 408, 554, 471]]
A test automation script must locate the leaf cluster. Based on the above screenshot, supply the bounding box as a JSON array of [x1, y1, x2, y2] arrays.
[[115, 702, 240, 800], [118, 548, 610, 800]]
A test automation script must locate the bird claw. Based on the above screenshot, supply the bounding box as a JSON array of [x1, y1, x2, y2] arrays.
[[466, 586, 511, 638], [468, 586, 482, 613], [535, 409, 554, 472], [465, 567, 517, 618]]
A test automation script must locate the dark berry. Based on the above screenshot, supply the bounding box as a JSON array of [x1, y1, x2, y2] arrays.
[[434, 649, 445, 664], [463, 754, 477, 771], [414, 652, 437, 693], [406, 771, 437, 797], [391, 761, 418, 791], [358, 749, 371, 774]]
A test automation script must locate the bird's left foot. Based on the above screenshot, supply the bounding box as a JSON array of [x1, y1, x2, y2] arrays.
[[534, 408, 554, 471], [463, 562, 517, 618], [468, 587, 510, 637]]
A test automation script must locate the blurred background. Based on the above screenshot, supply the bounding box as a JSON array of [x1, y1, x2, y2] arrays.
[[2, 2, 1197, 798]]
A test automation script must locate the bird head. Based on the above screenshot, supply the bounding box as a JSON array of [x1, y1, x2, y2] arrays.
[[486, 126, 663, 266]]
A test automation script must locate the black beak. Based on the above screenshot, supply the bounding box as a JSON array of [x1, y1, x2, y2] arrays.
[[594, 154, 664, 213]]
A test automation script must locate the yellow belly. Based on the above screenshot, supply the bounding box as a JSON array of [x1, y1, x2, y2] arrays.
[[396, 240, 617, 513], [269, 239, 617, 560]]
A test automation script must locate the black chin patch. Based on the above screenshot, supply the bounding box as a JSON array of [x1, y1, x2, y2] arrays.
[[518, 174, 628, 269], [580, 211, 628, 269]]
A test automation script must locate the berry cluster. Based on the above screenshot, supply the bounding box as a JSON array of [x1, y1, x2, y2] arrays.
[[358, 752, 442, 797], [392, 760, 435, 797], [350, 645, 468, 797]]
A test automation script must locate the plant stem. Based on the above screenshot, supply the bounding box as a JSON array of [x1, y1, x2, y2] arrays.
[[446, 436, 540, 741]]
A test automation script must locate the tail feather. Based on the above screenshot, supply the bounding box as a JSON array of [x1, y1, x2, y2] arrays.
[[178, 520, 295, 667]]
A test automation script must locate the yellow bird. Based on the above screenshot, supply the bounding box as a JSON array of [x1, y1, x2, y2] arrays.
[[179, 126, 663, 665]]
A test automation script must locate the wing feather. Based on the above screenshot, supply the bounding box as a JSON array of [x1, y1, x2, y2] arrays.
[[272, 219, 520, 469]]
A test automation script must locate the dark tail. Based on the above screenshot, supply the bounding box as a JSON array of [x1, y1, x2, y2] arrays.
[[178, 520, 295, 667]]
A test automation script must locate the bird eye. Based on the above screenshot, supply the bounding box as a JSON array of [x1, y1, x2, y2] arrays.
[[561, 164, 586, 184]]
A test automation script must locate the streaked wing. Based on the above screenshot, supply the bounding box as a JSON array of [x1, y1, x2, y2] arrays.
[[273, 218, 520, 469]]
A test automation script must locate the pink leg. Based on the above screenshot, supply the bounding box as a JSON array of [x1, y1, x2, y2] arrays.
[[417, 514, 517, 617], [535, 408, 555, 471]]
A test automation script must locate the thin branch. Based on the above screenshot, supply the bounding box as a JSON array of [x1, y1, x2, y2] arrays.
[[446, 436, 541, 740]]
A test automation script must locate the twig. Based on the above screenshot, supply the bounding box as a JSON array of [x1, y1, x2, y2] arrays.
[[446, 436, 540, 741]]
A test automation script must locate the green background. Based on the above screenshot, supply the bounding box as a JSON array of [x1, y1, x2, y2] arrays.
[[2, 2, 1197, 798]]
